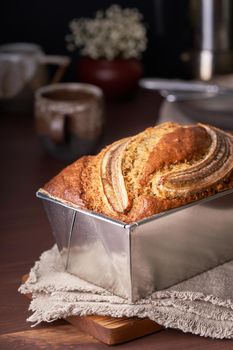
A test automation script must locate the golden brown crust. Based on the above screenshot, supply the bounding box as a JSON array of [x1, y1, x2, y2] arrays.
[[42, 156, 90, 208], [141, 125, 211, 185], [40, 122, 233, 223], [127, 173, 233, 222]]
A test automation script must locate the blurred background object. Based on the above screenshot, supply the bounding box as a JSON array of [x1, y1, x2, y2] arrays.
[[140, 77, 233, 130], [77, 57, 143, 99], [0, 0, 233, 154], [35, 83, 105, 161], [181, 0, 233, 80], [0, 0, 192, 80], [158, 96, 233, 131], [0, 43, 70, 112], [1, 0, 232, 81], [67, 5, 146, 99]]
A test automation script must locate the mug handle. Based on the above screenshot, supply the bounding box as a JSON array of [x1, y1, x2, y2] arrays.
[[38, 55, 70, 83], [47, 113, 66, 144]]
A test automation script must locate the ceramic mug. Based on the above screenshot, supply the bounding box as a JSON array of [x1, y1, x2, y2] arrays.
[[0, 43, 70, 110], [35, 83, 105, 160]]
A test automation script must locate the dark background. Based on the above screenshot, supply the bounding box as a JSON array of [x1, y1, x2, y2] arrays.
[[0, 0, 193, 79]]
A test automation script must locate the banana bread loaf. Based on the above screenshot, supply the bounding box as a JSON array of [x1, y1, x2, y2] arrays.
[[39, 122, 233, 223]]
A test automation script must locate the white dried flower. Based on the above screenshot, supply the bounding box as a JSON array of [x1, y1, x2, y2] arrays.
[[66, 4, 147, 60]]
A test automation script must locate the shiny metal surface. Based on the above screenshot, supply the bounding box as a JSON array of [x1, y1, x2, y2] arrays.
[[67, 211, 132, 299], [42, 198, 75, 266], [196, 0, 233, 51], [37, 189, 233, 301], [139, 78, 233, 102], [131, 189, 233, 300], [139, 78, 222, 93], [181, 0, 233, 79]]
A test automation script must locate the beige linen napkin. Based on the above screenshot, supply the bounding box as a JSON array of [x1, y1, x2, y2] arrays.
[[19, 245, 233, 339]]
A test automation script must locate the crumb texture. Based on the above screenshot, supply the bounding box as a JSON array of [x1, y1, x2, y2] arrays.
[[41, 122, 233, 223]]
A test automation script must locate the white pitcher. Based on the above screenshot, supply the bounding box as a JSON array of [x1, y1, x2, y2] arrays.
[[0, 43, 70, 110]]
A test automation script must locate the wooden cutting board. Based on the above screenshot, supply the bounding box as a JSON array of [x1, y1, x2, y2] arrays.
[[22, 274, 163, 345]]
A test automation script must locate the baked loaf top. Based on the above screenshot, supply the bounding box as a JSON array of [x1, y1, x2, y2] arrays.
[[40, 122, 233, 223]]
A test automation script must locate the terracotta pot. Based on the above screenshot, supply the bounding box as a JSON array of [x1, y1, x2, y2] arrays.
[[77, 57, 143, 99]]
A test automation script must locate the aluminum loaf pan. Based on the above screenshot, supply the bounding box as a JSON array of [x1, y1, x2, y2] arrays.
[[37, 188, 233, 301]]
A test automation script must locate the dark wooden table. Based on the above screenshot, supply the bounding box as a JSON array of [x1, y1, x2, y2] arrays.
[[1, 90, 232, 349]]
